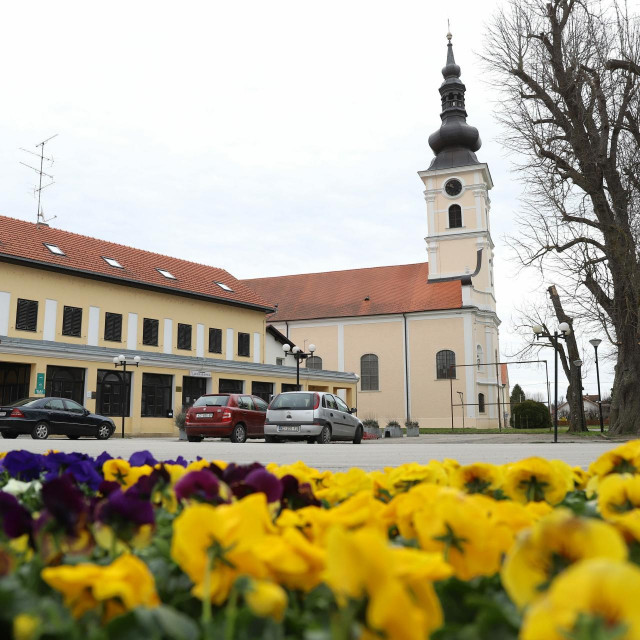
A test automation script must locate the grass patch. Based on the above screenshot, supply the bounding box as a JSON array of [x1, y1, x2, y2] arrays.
[[417, 427, 606, 436]]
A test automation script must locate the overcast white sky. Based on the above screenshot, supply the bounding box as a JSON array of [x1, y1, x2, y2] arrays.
[[0, 0, 618, 400]]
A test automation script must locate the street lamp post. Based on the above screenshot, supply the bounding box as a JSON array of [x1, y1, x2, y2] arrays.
[[282, 343, 316, 390], [532, 322, 571, 443], [589, 338, 605, 433], [113, 354, 140, 438]]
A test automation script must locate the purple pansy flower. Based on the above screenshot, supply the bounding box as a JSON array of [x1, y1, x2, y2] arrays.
[[2, 451, 45, 481], [40, 474, 87, 535], [243, 468, 283, 503], [174, 469, 223, 503], [0, 492, 33, 539], [129, 450, 158, 467]]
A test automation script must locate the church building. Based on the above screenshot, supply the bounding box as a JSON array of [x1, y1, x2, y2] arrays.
[[244, 35, 505, 428]]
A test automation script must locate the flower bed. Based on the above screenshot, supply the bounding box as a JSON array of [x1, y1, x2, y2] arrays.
[[1, 443, 640, 639]]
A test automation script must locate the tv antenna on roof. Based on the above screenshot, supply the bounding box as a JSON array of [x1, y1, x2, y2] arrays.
[[20, 134, 58, 226]]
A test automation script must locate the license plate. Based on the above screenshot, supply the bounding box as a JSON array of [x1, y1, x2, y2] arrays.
[[277, 425, 300, 432], [0, 412, 6, 417], [197, 413, 213, 418]]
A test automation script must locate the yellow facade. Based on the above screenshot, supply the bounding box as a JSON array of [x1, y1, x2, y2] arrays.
[[0, 261, 356, 435]]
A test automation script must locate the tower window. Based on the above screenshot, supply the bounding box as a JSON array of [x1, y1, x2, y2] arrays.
[[448, 205, 462, 228], [479, 393, 486, 413]]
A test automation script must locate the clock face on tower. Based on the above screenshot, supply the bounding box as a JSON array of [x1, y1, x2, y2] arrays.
[[444, 179, 462, 196]]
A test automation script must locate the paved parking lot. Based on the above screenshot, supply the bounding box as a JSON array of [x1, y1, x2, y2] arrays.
[[0, 433, 627, 471]]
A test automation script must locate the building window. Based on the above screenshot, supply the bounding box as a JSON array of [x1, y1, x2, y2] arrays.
[[282, 383, 298, 392], [361, 354, 379, 391], [306, 356, 322, 370], [177, 323, 192, 350], [219, 378, 243, 394], [16, 299, 38, 332], [238, 332, 250, 357], [104, 312, 122, 342], [62, 306, 82, 337], [141, 373, 172, 417], [0, 363, 31, 405], [436, 350, 456, 379], [476, 345, 483, 371], [45, 365, 86, 404], [448, 204, 462, 228], [276, 357, 284, 366], [209, 328, 222, 353], [143, 318, 159, 346], [478, 393, 486, 413], [97, 369, 131, 417], [252, 381, 274, 403]]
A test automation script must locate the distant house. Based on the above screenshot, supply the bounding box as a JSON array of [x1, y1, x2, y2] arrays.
[[557, 395, 610, 420]]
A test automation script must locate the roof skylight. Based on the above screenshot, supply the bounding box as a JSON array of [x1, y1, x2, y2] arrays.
[[43, 242, 65, 256], [215, 281, 234, 292], [157, 268, 176, 280], [103, 257, 123, 269]]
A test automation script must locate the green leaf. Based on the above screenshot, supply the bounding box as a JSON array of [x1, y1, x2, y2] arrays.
[[106, 606, 200, 640]]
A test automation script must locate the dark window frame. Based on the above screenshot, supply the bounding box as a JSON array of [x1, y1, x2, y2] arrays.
[[141, 373, 172, 418], [97, 369, 131, 417], [436, 350, 456, 379], [448, 204, 463, 228], [360, 353, 379, 391], [142, 318, 159, 346], [104, 312, 123, 342], [62, 305, 82, 337], [177, 323, 192, 350], [16, 298, 38, 332], [208, 328, 222, 354], [306, 356, 322, 370], [238, 332, 250, 357], [478, 393, 486, 413]]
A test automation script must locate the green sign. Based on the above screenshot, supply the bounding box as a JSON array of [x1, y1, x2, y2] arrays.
[[34, 373, 45, 395]]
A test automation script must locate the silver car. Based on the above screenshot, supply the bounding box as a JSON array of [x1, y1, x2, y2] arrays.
[[265, 391, 363, 444]]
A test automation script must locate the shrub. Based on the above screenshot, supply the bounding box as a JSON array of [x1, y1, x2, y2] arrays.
[[405, 420, 419, 428], [386, 420, 401, 428], [510, 400, 552, 429], [174, 411, 187, 430], [363, 419, 379, 429]]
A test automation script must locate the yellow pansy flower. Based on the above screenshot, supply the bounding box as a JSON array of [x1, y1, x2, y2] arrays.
[[502, 457, 572, 504], [102, 458, 131, 486], [597, 473, 640, 520], [453, 462, 503, 495], [245, 579, 288, 622], [383, 461, 449, 496], [315, 468, 373, 505], [41, 554, 158, 621], [266, 461, 328, 490], [521, 559, 640, 640], [589, 440, 640, 479], [501, 508, 628, 609], [13, 614, 39, 640]]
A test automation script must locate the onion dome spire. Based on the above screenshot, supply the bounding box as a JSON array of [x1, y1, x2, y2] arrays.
[[427, 31, 482, 170]]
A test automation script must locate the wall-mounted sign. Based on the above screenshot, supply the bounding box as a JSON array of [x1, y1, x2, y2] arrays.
[[189, 371, 211, 378], [34, 372, 45, 395]]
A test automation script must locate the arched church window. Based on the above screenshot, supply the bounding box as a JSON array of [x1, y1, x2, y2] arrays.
[[360, 354, 379, 391], [478, 393, 485, 413], [448, 205, 462, 228], [306, 356, 322, 370], [436, 350, 456, 379]]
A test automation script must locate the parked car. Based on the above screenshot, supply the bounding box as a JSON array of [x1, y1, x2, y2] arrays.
[[265, 391, 363, 444], [0, 397, 116, 440], [184, 393, 268, 443]]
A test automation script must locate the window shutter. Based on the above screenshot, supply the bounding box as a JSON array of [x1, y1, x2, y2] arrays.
[[143, 318, 159, 346], [16, 299, 38, 331], [209, 328, 222, 353], [62, 306, 82, 337], [177, 323, 192, 350], [238, 332, 250, 357], [104, 313, 122, 341]]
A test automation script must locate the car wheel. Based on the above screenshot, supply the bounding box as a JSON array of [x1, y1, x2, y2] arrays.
[[31, 421, 49, 440], [96, 423, 112, 440], [230, 424, 247, 443], [67, 435, 80, 440], [1, 431, 18, 439], [316, 425, 331, 444], [353, 426, 363, 444], [187, 435, 203, 442]]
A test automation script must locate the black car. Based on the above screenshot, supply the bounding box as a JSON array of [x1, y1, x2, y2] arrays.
[[0, 397, 116, 440]]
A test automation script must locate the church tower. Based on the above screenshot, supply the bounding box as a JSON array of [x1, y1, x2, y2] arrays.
[[418, 32, 495, 312]]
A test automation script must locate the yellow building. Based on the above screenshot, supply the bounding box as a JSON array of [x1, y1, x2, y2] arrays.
[[0, 217, 356, 436], [244, 35, 506, 428]]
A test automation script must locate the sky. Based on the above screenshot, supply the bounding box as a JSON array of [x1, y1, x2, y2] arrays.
[[0, 0, 618, 401]]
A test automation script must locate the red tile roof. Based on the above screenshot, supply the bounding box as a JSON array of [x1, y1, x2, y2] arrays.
[[0, 215, 272, 311], [243, 263, 462, 321]]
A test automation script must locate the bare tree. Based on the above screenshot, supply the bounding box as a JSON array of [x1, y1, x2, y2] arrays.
[[484, 0, 640, 433]]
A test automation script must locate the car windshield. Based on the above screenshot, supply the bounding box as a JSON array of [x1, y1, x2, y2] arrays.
[[270, 393, 315, 410], [193, 395, 229, 407], [6, 398, 41, 407]]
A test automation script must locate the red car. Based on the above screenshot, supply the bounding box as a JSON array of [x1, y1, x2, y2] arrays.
[[184, 393, 268, 443]]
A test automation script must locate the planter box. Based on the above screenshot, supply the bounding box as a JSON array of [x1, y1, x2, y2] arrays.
[[363, 426, 381, 439], [178, 428, 187, 441], [383, 425, 403, 438], [405, 425, 420, 437]]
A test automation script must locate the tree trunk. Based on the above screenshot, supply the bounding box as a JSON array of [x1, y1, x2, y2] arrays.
[[609, 331, 640, 434], [547, 286, 587, 433]]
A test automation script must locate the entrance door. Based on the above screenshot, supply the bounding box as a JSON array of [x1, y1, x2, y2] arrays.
[[0, 363, 31, 404], [182, 377, 207, 411], [46, 366, 86, 404]]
